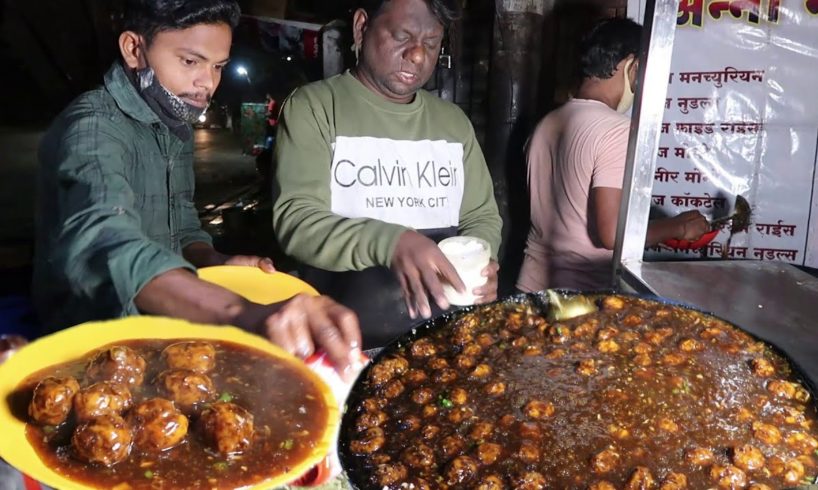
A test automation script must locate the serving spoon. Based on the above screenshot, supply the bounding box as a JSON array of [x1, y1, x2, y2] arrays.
[[709, 194, 752, 233], [545, 290, 598, 322]]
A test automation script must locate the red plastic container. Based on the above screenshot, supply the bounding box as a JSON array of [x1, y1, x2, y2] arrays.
[[663, 229, 719, 250]]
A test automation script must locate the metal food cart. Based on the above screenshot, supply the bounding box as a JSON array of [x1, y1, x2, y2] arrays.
[[613, 0, 818, 382]]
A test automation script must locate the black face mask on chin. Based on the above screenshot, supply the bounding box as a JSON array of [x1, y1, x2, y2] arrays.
[[133, 66, 208, 140]]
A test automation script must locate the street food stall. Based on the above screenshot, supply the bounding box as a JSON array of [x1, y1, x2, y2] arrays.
[[331, 1, 818, 488], [341, 1, 818, 484], [2, 1, 818, 489]]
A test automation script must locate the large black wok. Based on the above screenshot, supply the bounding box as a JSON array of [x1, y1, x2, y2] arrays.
[[337, 290, 818, 489]]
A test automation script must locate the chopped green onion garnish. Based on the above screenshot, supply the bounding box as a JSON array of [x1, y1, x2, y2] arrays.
[[213, 461, 228, 472], [144, 470, 154, 479], [280, 439, 294, 450], [439, 398, 454, 409], [218, 392, 233, 403]]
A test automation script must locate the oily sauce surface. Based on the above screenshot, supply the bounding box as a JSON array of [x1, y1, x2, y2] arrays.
[[17, 339, 328, 489], [344, 295, 818, 489]]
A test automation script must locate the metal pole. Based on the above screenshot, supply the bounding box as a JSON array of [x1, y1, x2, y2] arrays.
[[485, 0, 549, 286], [612, 0, 680, 287]]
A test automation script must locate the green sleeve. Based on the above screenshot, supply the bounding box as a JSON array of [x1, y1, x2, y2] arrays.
[[177, 139, 213, 249], [458, 124, 503, 260], [273, 91, 408, 271], [51, 115, 196, 315]]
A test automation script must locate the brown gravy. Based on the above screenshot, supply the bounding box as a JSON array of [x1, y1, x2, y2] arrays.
[[17, 339, 329, 489]]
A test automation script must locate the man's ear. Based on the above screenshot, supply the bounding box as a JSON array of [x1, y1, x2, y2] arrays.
[[614, 56, 630, 77], [628, 55, 639, 90], [352, 8, 369, 49], [628, 55, 639, 77], [119, 31, 146, 70], [619, 54, 635, 70]]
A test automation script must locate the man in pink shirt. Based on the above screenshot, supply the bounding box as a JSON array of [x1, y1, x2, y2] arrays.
[[518, 18, 708, 292]]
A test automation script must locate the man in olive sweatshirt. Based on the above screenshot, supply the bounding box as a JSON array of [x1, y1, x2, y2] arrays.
[[273, 0, 503, 347]]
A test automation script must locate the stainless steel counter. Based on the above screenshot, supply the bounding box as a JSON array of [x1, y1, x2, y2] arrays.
[[622, 260, 818, 383]]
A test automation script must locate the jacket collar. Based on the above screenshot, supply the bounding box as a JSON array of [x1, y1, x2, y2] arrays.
[[104, 61, 162, 125]]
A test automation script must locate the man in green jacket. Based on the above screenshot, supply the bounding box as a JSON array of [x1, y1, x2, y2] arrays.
[[273, 0, 503, 347], [33, 0, 361, 372]]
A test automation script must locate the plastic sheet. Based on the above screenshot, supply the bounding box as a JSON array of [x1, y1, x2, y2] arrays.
[[639, 0, 818, 267]]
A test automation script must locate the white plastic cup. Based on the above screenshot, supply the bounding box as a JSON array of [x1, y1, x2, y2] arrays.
[[438, 236, 491, 306]]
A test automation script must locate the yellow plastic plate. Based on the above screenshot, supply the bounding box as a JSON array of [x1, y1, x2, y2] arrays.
[[198, 266, 318, 304], [0, 317, 338, 490]]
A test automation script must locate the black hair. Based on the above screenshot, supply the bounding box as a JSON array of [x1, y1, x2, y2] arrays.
[[358, 0, 461, 29], [122, 0, 241, 45], [578, 18, 642, 80]]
